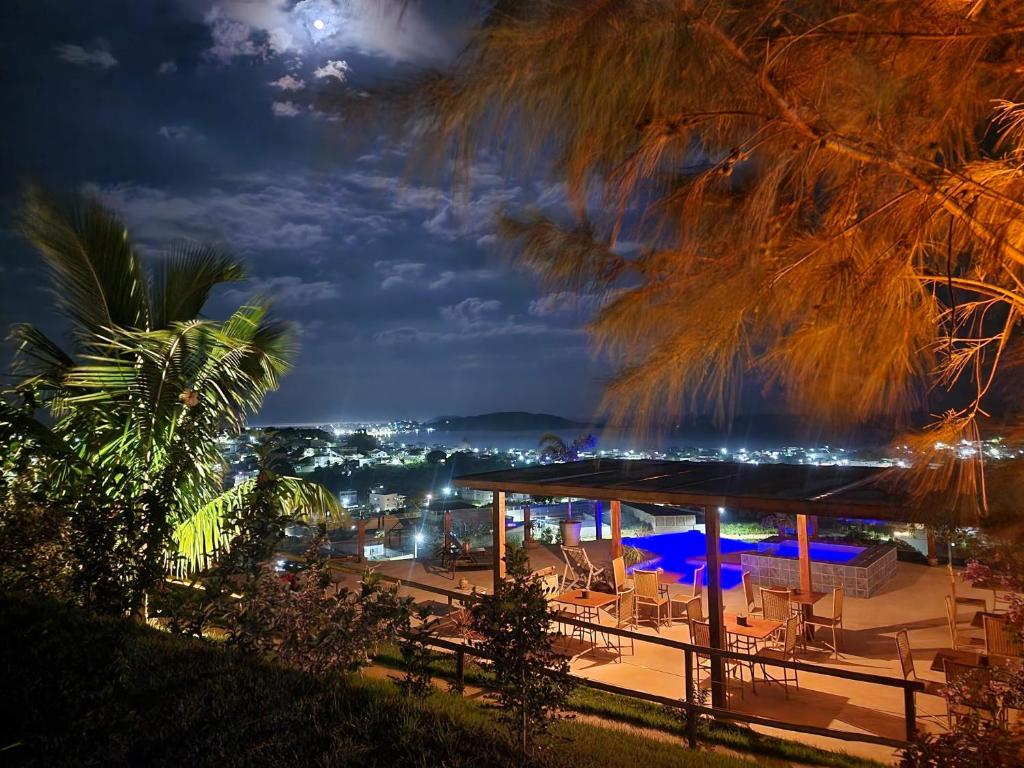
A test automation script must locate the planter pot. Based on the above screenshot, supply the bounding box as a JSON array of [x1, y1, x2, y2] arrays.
[[523, 537, 539, 550], [559, 520, 583, 547]]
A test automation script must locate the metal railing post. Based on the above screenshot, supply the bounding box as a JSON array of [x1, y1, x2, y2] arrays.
[[684, 648, 698, 749]]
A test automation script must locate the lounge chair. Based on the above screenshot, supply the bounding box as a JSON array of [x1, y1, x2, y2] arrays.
[[560, 545, 606, 590]]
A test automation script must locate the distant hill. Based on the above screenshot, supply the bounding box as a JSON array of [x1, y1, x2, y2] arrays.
[[427, 411, 595, 432]]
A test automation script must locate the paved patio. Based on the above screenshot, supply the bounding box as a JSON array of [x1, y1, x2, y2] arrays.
[[334, 538, 994, 764]]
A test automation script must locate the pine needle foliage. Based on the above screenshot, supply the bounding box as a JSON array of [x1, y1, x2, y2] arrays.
[[400, 0, 1024, 519]]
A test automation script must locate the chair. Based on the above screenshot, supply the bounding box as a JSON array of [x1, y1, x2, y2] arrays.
[[742, 571, 762, 615], [690, 620, 744, 703], [943, 659, 1001, 728], [633, 568, 671, 631], [761, 587, 793, 641], [560, 545, 606, 591], [753, 615, 800, 698], [611, 556, 633, 595], [945, 595, 984, 651], [613, 589, 636, 658], [691, 564, 706, 600], [895, 629, 945, 696], [804, 586, 844, 659], [983, 614, 1023, 659], [949, 566, 988, 623]]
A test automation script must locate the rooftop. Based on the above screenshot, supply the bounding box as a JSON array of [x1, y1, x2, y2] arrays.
[[454, 459, 909, 521]]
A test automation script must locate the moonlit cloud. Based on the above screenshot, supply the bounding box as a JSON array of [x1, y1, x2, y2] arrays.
[[269, 74, 305, 90], [313, 58, 349, 81], [225, 275, 340, 306], [271, 100, 302, 117], [157, 60, 177, 75], [54, 40, 117, 69], [203, 0, 450, 64], [157, 124, 202, 141]]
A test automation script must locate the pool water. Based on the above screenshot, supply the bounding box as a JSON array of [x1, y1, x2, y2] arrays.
[[622, 531, 866, 590]]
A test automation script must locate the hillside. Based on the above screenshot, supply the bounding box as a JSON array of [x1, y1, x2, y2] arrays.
[[428, 411, 595, 432]]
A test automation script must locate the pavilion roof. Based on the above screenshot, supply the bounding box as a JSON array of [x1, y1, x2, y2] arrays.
[[453, 459, 911, 521]]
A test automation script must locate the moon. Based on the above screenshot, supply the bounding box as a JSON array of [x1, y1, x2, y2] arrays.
[[312, 18, 325, 30]]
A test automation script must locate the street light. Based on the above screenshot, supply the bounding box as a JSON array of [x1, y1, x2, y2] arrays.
[[414, 531, 425, 558]]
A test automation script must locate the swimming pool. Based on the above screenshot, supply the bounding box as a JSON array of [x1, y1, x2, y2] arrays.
[[623, 531, 868, 590]]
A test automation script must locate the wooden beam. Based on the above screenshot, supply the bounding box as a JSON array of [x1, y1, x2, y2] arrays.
[[594, 501, 603, 540], [705, 506, 726, 710], [443, 511, 452, 548], [492, 491, 506, 586], [797, 514, 813, 595], [450, 479, 906, 521], [610, 500, 622, 559], [356, 517, 366, 563], [523, 504, 532, 544]]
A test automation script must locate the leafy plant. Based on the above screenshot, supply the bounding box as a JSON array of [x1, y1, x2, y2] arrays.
[[469, 544, 574, 757], [0, 188, 337, 613]]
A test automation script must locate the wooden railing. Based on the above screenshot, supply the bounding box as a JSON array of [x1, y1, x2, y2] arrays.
[[360, 570, 925, 750]]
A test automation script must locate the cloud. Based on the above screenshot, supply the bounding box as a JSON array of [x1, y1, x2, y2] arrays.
[[440, 297, 502, 327], [202, 0, 449, 65], [271, 100, 302, 117], [84, 176, 345, 254], [225, 275, 340, 306], [428, 268, 500, 291], [269, 74, 305, 90], [376, 261, 425, 290], [157, 60, 178, 75], [157, 124, 201, 141], [54, 40, 117, 69], [528, 291, 606, 318], [313, 59, 349, 81]]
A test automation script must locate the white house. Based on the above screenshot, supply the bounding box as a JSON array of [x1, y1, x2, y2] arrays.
[[369, 491, 405, 512]]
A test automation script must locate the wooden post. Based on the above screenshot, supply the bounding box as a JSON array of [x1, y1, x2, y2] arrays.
[[356, 517, 366, 563], [797, 514, 813, 595], [523, 504, 532, 543], [610, 500, 622, 559], [594, 501, 603, 540], [443, 511, 452, 548], [926, 529, 938, 566], [705, 505, 726, 710], [492, 491, 506, 586]]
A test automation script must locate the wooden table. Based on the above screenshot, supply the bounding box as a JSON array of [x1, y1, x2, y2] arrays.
[[789, 590, 826, 641], [724, 612, 783, 643], [930, 648, 986, 673], [554, 590, 620, 655]]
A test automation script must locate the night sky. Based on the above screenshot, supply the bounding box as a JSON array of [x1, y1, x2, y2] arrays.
[[0, 1, 609, 424]]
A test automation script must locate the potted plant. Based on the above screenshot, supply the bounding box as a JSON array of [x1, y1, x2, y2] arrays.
[[559, 500, 582, 546], [537, 433, 595, 547]]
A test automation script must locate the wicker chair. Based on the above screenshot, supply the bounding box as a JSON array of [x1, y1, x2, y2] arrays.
[[895, 629, 945, 696], [761, 587, 793, 641], [691, 564, 706, 601], [690, 619, 744, 703], [742, 571, 762, 615], [983, 613, 1023, 659], [943, 659, 1002, 728], [804, 586, 844, 659], [634, 568, 671, 631], [754, 615, 800, 698], [945, 595, 984, 652]]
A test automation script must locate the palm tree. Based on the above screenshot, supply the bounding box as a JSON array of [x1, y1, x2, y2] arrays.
[[6, 188, 336, 609], [395, 2, 1024, 519]]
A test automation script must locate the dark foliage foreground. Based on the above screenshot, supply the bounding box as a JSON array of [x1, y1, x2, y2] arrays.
[[0, 594, 754, 768]]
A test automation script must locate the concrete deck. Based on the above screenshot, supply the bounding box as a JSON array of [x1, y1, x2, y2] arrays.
[[343, 539, 993, 764]]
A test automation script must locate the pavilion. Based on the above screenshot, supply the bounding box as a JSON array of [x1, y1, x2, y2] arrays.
[[453, 459, 915, 708]]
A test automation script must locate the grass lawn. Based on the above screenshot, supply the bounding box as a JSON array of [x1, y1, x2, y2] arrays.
[[1, 594, 757, 768]]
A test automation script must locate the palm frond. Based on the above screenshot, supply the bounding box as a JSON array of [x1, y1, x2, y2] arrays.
[[149, 242, 245, 329], [18, 186, 150, 334]]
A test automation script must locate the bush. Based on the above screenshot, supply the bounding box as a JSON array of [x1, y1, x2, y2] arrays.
[[0, 593, 758, 768]]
